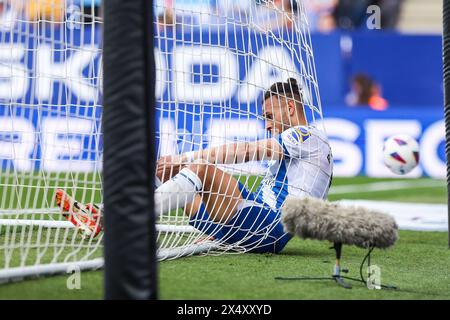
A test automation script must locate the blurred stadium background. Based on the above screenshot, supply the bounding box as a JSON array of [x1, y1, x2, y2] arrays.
[[1, 0, 444, 178], [0, 0, 448, 299]]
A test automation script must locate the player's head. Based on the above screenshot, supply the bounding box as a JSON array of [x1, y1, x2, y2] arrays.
[[262, 78, 306, 136]]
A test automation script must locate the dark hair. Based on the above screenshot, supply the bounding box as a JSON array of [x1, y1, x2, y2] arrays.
[[352, 73, 375, 105], [263, 78, 303, 105]]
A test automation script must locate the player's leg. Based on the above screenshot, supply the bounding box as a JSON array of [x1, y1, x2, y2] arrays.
[[188, 199, 292, 253], [184, 195, 202, 218], [218, 205, 293, 254], [186, 161, 243, 224], [185, 195, 221, 242], [155, 160, 243, 224], [166, 163, 292, 253]]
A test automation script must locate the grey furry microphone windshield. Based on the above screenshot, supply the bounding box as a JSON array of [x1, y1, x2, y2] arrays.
[[281, 196, 399, 249]]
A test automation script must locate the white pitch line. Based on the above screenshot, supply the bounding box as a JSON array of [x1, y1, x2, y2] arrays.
[[330, 180, 445, 195], [337, 199, 448, 232]]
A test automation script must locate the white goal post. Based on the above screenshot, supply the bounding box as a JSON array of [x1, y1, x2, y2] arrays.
[[0, 0, 326, 283]]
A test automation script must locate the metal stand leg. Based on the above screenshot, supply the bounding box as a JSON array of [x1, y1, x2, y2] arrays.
[[275, 243, 397, 290]]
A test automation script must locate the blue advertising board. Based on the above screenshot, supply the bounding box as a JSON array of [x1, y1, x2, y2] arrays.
[[0, 24, 102, 172], [0, 24, 445, 177]]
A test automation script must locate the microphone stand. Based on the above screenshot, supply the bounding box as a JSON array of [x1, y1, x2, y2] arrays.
[[275, 243, 397, 290], [331, 242, 352, 289], [274, 242, 352, 289], [337, 246, 397, 290]]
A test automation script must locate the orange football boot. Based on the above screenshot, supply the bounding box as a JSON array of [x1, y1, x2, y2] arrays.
[[55, 189, 102, 238]]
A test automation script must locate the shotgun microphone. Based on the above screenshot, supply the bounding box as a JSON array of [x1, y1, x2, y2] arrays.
[[281, 196, 398, 249]]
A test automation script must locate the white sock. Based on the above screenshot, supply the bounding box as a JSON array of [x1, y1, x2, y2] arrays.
[[154, 168, 203, 217], [155, 176, 162, 187]]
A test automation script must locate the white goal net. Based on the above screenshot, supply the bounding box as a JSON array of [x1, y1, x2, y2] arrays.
[[155, 0, 329, 259], [0, 0, 103, 282], [0, 0, 328, 282]]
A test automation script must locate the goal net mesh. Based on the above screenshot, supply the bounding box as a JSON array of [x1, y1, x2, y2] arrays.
[[0, 0, 103, 282], [155, 0, 327, 258], [0, 0, 326, 281]]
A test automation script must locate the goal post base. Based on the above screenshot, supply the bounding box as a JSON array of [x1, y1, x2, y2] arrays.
[[0, 258, 104, 285]]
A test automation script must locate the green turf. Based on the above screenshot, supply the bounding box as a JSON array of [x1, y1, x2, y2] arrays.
[[0, 177, 448, 299], [0, 230, 449, 300], [0, 172, 103, 270], [159, 230, 450, 300], [0, 172, 102, 213], [328, 177, 447, 204]]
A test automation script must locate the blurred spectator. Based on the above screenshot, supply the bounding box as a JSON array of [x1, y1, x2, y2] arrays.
[[27, 0, 65, 22], [374, 0, 402, 29], [249, 0, 297, 32], [155, 0, 172, 17], [216, 0, 297, 32], [154, 0, 403, 32], [346, 73, 388, 111], [333, 0, 402, 30], [304, 0, 337, 32], [157, 7, 175, 33], [217, 0, 252, 23], [0, 0, 18, 31], [333, 0, 372, 30], [71, 0, 102, 23], [170, 0, 217, 27]]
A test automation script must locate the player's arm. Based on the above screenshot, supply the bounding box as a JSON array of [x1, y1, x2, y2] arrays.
[[184, 139, 283, 164], [210, 126, 311, 164], [156, 139, 283, 182]]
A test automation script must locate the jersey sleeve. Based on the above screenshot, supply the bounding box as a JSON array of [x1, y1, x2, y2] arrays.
[[275, 126, 312, 159]]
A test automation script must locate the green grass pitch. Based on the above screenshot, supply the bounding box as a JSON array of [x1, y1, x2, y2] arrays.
[[0, 176, 449, 300]]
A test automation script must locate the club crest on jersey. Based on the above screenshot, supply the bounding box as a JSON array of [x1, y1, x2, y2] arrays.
[[286, 127, 311, 145]]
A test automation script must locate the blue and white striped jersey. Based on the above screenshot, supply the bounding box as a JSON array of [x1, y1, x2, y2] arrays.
[[255, 125, 333, 211]]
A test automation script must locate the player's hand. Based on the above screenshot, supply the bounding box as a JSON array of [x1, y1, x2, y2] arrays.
[[156, 155, 184, 182]]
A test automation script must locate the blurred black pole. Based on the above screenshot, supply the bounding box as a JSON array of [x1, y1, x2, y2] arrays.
[[444, 0, 450, 248], [103, 0, 158, 299]]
